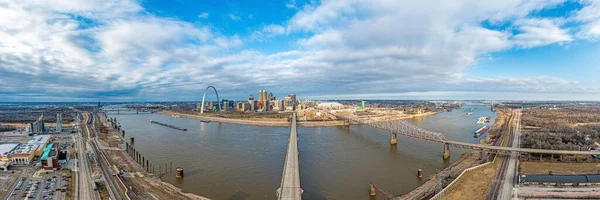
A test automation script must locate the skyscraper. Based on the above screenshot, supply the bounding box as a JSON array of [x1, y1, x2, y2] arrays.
[[248, 94, 255, 111], [268, 92, 274, 101], [257, 90, 268, 111]]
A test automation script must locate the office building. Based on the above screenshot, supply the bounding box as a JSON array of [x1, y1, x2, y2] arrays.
[[258, 90, 268, 111], [248, 94, 255, 111], [268, 92, 275, 101]]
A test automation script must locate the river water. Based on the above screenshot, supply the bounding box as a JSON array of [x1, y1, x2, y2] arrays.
[[108, 104, 495, 200]]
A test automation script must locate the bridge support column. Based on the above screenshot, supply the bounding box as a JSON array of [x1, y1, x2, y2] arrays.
[[390, 133, 397, 145], [443, 143, 450, 160]]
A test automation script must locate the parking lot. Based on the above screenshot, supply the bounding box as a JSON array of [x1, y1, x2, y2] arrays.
[[6, 169, 70, 200]]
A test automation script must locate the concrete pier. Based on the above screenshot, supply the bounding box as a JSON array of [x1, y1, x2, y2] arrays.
[[130, 137, 134, 146], [176, 167, 184, 178], [390, 133, 397, 145], [443, 143, 450, 160], [369, 184, 377, 196], [417, 169, 423, 178]]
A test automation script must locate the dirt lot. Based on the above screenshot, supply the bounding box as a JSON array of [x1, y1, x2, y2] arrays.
[[520, 162, 600, 175], [443, 161, 498, 200]]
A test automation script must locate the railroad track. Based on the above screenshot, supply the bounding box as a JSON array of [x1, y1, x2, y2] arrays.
[[488, 113, 516, 199]]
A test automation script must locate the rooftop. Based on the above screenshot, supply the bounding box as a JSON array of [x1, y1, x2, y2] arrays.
[[0, 143, 19, 157]]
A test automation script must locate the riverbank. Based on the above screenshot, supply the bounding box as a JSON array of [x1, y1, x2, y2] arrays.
[[400, 108, 503, 199], [162, 110, 346, 127], [163, 110, 442, 127], [95, 112, 210, 200], [431, 109, 510, 199], [395, 151, 484, 199]]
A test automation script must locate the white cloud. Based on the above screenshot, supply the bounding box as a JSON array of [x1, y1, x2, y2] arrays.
[[250, 24, 286, 41], [198, 12, 209, 19], [512, 18, 573, 48], [228, 13, 241, 21], [574, 1, 600, 40], [0, 0, 598, 101]]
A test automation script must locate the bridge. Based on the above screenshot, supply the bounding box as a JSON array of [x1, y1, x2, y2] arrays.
[[276, 112, 302, 200], [332, 111, 600, 158], [103, 108, 154, 115]]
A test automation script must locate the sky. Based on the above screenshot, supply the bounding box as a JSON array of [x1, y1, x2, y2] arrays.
[[0, 0, 599, 102]]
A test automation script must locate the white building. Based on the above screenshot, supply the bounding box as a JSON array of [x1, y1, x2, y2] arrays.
[[316, 102, 344, 110]]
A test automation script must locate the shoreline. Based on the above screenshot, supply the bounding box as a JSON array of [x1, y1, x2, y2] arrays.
[[162, 110, 347, 127], [399, 107, 502, 199], [162, 110, 442, 127]]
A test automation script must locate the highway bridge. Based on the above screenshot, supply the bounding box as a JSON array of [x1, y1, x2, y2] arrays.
[[332, 112, 600, 156], [276, 112, 302, 200]]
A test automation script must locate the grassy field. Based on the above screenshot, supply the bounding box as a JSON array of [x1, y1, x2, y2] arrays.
[[443, 162, 498, 200], [520, 162, 600, 175]]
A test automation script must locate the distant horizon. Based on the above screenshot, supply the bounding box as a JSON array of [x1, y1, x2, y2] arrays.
[[1, 99, 598, 104]]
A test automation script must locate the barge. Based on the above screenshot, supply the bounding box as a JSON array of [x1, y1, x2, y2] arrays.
[[150, 120, 187, 131], [474, 125, 489, 137], [477, 116, 491, 124]]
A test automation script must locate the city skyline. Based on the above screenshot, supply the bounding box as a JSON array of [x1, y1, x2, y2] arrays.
[[1, 0, 600, 101]]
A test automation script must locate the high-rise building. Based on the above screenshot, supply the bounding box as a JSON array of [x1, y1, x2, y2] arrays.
[[248, 94, 255, 111], [56, 113, 62, 132], [223, 101, 229, 112], [268, 92, 274, 101], [284, 96, 293, 109], [276, 100, 285, 111], [288, 94, 297, 110], [257, 90, 269, 112]]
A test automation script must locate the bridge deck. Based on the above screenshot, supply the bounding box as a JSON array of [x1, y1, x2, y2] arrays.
[[277, 112, 302, 199], [332, 112, 600, 155], [445, 140, 600, 155]]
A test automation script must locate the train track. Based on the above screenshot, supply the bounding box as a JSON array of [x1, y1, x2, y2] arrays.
[[488, 113, 516, 199]]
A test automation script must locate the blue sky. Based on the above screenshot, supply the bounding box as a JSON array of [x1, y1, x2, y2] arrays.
[[0, 0, 599, 101]]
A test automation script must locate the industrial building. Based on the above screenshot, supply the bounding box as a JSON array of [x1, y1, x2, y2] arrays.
[[56, 113, 63, 132], [26, 114, 45, 134]]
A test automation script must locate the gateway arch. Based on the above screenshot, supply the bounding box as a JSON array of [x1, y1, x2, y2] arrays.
[[200, 86, 222, 114]]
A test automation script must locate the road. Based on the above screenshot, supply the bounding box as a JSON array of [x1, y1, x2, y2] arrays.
[[499, 111, 521, 199], [276, 112, 302, 200]]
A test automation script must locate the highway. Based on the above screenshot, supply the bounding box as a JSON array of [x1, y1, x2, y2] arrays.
[[276, 112, 302, 200]]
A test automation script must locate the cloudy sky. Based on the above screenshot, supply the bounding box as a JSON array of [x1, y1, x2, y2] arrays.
[[1, 0, 599, 101]]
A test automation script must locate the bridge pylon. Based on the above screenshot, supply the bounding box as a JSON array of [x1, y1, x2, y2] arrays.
[[443, 143, 450, 159], [390, 133, 398, 145]]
